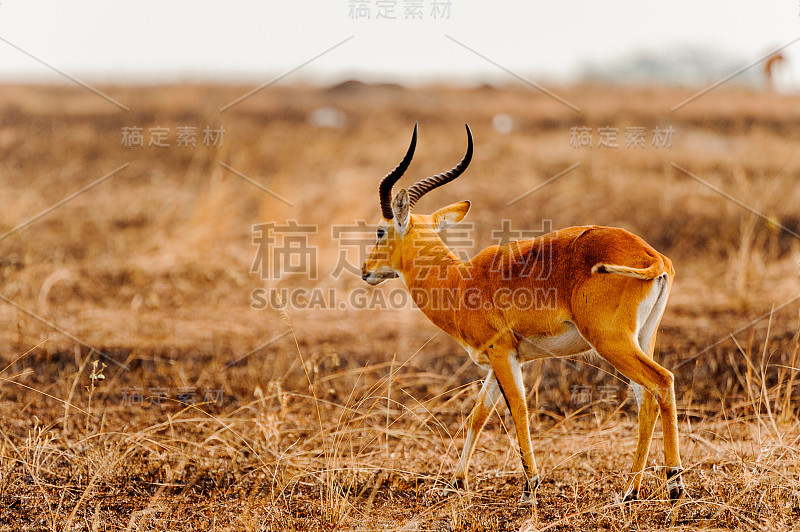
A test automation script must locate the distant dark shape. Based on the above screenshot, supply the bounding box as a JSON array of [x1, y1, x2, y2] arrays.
[[325, 79, 405, 96], [764, 52, 785, 92]]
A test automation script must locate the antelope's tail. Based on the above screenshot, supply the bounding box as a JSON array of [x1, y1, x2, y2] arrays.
[[591, 261, 663, 280]]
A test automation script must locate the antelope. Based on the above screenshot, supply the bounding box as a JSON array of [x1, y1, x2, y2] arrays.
[[764, 52, 785, 92], [361, 124, 685, 505]]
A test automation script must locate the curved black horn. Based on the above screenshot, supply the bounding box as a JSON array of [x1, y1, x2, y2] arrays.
[[407, 124, 472, 209], [379, 122, 418, 219]]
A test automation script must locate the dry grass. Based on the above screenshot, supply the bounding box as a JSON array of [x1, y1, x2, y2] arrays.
[[0, 82, 799, 530]]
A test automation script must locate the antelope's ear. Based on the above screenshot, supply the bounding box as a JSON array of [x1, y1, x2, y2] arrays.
[[392, 189, 410, 235], [432, 201, 470, 232]]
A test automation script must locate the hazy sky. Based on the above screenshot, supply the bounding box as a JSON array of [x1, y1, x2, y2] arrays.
[[0, 1, 798, 85]]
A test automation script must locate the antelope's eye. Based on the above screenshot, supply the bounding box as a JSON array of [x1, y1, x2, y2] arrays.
[[377, 228, 385, 239]]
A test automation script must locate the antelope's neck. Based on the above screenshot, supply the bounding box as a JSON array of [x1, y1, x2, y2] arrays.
[[397, 233, 468, 332]]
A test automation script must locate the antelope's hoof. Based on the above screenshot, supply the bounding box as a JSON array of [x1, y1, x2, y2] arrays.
[[621, 488, 638, 503], [519, 493, 535, 506], [518, 475, 540, 505], [443, 477, 465, 495], [666, 467, 685, 504]]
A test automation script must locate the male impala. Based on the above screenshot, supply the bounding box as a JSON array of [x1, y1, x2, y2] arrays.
[[361, 124, 684, 505]]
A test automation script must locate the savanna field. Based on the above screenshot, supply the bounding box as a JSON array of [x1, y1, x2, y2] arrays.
[[0, 82, 799, 531]]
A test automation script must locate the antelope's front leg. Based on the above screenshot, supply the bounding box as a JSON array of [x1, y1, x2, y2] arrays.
[[452, 369, 501, 491], [488, 347, 539, 505]]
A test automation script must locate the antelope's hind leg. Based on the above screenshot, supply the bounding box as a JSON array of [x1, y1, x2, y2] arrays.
[[627, 275, 684, 504], [593, 335, 683, 503], [621, 292, 664, 503], [621, 383, 659, 502]]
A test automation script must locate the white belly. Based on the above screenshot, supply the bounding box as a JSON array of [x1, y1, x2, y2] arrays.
[[516, 322, 592, 361]]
